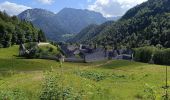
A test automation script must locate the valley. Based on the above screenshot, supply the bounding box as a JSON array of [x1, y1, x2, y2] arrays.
[[18, 8, 108, 41], [0, 0, 170, 99]]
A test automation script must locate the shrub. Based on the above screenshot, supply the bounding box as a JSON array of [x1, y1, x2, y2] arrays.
[[135, 84, 158, 100], [153, 48, 170, 65], [22, 43, 60, 58], [48, 47, 53, 52], [40, 71, 85, 100], [134, 46, 170, 65], [75, 71, 107, 82], [153, 50, 163, 65], [134, 46, 157, 63], [40, 72, 61, 99]]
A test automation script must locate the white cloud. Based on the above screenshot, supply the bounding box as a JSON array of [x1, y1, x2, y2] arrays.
[[88, 0, 147, 17], [0, 1, 31, 16], [37, 0, 54, 5]]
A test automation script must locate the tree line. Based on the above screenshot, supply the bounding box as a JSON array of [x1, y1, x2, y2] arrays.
[[134, 46, 170, 65], [0, 11, 46, 48]]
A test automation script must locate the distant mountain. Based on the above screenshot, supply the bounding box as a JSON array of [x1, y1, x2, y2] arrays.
[[18, 8, 55, 22], [18, 8, 107, 41], [71, 0, 170, 48], [55, 8, 107, 34], [18, 8, 61, 41]]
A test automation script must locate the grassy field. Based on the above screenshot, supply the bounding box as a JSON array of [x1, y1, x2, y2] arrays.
[[0, 45, 169, 99]]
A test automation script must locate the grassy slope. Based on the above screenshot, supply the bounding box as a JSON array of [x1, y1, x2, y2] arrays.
[[37, 43, 61, 56], [0, 46, 169, 99]]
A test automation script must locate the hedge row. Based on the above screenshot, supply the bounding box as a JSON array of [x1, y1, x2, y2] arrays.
[[133, 47, 157, 63], [153, 49, 170, 65], [134, 47, 170, 65]]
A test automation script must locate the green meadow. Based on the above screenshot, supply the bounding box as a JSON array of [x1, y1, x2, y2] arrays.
[[0, 45, 169, 100]]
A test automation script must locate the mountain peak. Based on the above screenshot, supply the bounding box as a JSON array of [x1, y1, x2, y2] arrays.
[[18, 8, 55, 21], [21, 8, 54, 15], [18, 8, 107, 41], [59, 8, 104, 16]]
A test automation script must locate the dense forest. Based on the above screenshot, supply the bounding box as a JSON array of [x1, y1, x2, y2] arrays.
[[71, 0, 170, 48], [68, 21, 114, 43], [0, 11, 46, 48]]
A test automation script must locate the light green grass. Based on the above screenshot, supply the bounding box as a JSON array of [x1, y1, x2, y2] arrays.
[[0, 46, 169, 99], [37, 43, 60, 56], [0, 45, 18, 58]]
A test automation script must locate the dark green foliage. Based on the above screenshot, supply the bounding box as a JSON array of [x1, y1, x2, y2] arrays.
[[133, 46, 170, 65], [75, 71, 136, 82], [23, 42, 38, 58], [38, 30, 46, 42], [0, 11, 46, 48], [40, 72, 61, 99], [134, 46, 157, 63], [40, 71, 85, 100], [68, 24, 99, 43], [69, 21, 114, 43], [72, 0, 170, 48], [23, 43, 60, 58], [153, 50, 164, 65], [75, 71, 107, 82], [153, 48, 170, 65]]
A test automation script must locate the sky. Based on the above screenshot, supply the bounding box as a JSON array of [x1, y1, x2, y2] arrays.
[[0, 0, 147, 17]]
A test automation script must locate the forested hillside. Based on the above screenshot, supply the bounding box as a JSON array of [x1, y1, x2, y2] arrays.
[[68, 24, 98, 43], [69, 21, 114, 43], [0, 11, 46, 48], [72, 0, 170, 48]]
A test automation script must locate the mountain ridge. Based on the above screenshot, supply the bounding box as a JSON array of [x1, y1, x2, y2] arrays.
[[71, 0, 170, 48], [18, 8, 107, 41]]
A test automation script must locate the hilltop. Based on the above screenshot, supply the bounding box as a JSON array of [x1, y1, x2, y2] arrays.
[[71, 0, 170, 48]]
